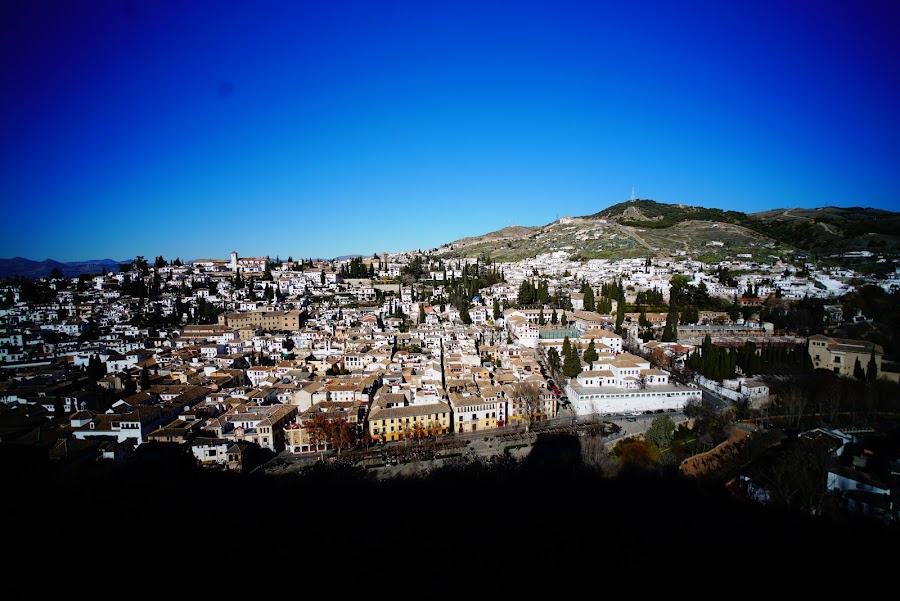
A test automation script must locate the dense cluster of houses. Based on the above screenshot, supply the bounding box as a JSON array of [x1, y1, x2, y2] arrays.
[[0, 247, 892, 473]]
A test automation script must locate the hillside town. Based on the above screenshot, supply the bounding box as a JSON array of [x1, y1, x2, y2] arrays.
[[1, 246, 898, 524]]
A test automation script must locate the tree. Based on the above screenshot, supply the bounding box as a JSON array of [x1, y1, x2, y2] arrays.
[[517, 280, 535, 307], [562, 342, 582, 378], [662, 307, 678, 342], [122, 374, 137, 396], [582, 339, 599, 368], [615, 438, 659, 468], [644, 415, 676, 451], [459, 305, 472, 325], [866, 350, 878, 383], [579, 434, 621, 477], [131, 255, 149, 277], [87, 354, 105, 383], [853, 357, 865, 380], [615, 303, 625, 335], [547, 347, 561, 378], [140, 365, 151, 391], [509, 381, 543, 433], [305, 413, 332, 460], [778, 385, 809, 430], [329, 417, 358, 456], [679, 305, 699, 325], [758, 434, 835, 516], [682, 398, 733, 451], [639, 311, 651, 328], [583, 284, 595, 312]]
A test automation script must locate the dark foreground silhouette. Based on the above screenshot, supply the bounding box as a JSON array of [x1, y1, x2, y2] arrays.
[[7, 431, 897, 580]]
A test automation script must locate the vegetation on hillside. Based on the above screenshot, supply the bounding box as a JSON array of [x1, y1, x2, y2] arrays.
[[586, 199, 900, 259]]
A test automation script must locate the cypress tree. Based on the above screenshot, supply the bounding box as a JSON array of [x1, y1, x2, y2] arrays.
[[583, 339, 599, 368], [563, 342, 582, 378], [866, 349, 878, 383], [853, 358, 865, 380], [583, 285, 595, 312], [140, 365, 151, 390]]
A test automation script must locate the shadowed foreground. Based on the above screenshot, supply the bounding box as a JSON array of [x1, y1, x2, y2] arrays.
[[8, 432, 896, 579]]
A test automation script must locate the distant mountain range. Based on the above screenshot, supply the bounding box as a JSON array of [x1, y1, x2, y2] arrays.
[[0, 257, 125, 279]]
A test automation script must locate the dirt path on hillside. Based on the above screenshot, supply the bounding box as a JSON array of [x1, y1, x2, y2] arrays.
[[620, 225, 656, 253]]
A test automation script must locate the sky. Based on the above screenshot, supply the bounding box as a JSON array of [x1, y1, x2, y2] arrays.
[[2, 0, 899, 264]]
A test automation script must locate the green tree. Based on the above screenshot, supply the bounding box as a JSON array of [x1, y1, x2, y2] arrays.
[[639, 311, 651, 328], [547, 347, 561, 375], [517, 280, 535, 307], [583, 339, 599, 368], [615, 304, 625, 335], [583, 283, 595, 312], [662, 307, 678, 342], [459, 305, 472, 325], [644, 415, 676, 451], [679, 306, 699, 325], [562, 342, 582, 378]]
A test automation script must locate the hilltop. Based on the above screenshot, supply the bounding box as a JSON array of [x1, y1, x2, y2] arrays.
[[434, 199, 900, 268]]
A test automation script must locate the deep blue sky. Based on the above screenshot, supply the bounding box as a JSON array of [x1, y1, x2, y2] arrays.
[[2, 1, 898, 263]]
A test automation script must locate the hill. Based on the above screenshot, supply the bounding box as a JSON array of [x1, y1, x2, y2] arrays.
[[435, 200, 900, 266], [0, 257, 125, 279]]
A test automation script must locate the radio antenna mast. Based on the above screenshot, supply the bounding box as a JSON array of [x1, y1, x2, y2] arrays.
[[631, 186, 635, 202]]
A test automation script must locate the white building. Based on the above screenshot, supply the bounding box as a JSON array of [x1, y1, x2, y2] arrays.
[[564, 352, 701, 417]]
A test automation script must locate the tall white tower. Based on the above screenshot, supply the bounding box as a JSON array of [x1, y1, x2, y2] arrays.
[[631, 187, 635, 202]]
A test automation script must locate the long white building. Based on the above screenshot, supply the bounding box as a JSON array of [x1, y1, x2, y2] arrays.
[[564, 351, 701, 417]]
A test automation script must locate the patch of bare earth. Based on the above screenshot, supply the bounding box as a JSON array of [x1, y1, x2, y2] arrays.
[[679, 426, 752, 478]]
